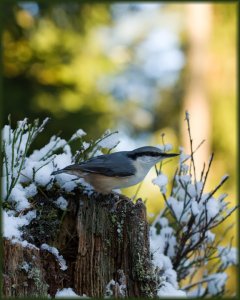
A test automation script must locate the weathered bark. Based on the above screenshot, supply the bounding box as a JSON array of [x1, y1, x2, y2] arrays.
[[3, 189, 156, 298], [3, 239, 48, 297]]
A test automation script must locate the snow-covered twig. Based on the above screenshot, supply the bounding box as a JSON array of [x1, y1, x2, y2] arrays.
[[151, 113, 238, 297]]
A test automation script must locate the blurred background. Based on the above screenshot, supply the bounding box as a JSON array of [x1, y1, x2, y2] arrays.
[[2, 1, 237, 293]]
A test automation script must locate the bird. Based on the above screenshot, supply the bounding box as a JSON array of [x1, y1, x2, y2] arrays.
[[51, 146, 179, 194]]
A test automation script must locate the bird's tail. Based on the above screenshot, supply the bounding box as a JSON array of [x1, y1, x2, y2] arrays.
[[51, 169, 64, 176]]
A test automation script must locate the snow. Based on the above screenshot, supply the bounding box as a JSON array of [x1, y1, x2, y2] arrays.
[[205, 230, 215, 243], [3, 211, 28, 239], [105, 276, 126, 298], [54, 173, 76, 190], [179, 147, 190, 163], [218, 246, 238, 268], [25, 210, 37, 221], [180, 163, 189, 173], [20, 159, 53, 187], [185, 110, 190, 121], [16, 239, 38, 249], [20, 261, 31, 272], [61, 180, 78, 192], [1, 177, 7, 199], [105, 279, 116, 298], [153, 252, 173, 271], [156, 143, 173, 152], [167, 197, 184, 222], [148, 212, 155, 218], [2, 125, 11, 143], [150, 224, 185, 297], [40, 244, 68, 271], [8, 183, 30, 211], [29, 136, 66, 161], [191, 199, 200, 216], [157, 282, 186, 297], [2, 117, 237, 298], [159, 217, 169, 228], [149, 150, 237, 298], [55, 288, 88, 298], [34, 163, 54, 186], [3, 210, 36, 240], [164, 144, 173, 152], [153, 174, 168, 187], [221, 174, 229, 181], [150, 227, 165, 256], [178, 174, 191, 184], [98, 131, 120, 149], [70, 129, 86, 141], [24, 183, 38, 198], [217, 193, 228, 202], [207, 273, 228, 295], [187, 182, 202, 197], [55, 196, 68, 210], [152, 174, 168, 193], [206, 198, 220, 219], [159, 227, 177, 258], [52, 150, 72, 170], [187, 286, 206, 297]]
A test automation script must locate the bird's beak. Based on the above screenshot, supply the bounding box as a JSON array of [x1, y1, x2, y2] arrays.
[[161, 153, 179, 158]]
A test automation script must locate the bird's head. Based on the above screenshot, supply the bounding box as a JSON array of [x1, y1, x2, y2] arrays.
[[127, 146, 179, 167]]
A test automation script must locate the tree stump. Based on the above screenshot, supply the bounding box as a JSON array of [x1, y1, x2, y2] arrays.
[[3, 239, 48, 297], [3, 189, 157, 298]]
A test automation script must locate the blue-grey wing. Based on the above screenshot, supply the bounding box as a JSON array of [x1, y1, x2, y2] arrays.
[[77, 152, 135, 177]]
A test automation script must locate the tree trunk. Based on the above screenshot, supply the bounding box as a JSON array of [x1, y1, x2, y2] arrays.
[[181, 3, 212, 178], [3, 189, 156, 298]]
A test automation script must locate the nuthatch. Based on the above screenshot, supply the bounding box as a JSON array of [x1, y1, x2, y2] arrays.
[[51, 146, 179, 194]]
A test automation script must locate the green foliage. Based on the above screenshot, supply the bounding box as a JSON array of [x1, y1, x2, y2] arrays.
[[3, 3, 115, 148]]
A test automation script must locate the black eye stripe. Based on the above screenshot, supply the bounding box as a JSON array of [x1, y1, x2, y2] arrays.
[[128, 151, 179, 160], [128, 151, 161, 159]]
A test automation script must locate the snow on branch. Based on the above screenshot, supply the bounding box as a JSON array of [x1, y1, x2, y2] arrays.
[[1, 115, 238, 297], [151, 111, 238, 297], [1, 117, 120, 248]]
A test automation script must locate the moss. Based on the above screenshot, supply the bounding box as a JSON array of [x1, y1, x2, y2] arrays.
[[27, 266, 49, 296], [105, 239, 111, 246], [19, 261, 31, 273], [135, 253, 156, 297], [110, 213, 117, 224], [109, 200, 131, 242], [2, 199, 17, 211], [135, 253, 147, 280], [22, 187, 68, 246], [15, 261, 48, 297]]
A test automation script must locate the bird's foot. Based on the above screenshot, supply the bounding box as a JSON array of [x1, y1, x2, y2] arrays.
[[112, 193, 132, 211], [109, 191, 120, 201]]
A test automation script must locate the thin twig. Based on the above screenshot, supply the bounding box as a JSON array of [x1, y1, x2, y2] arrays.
[[132, 182, 143, 202], [203, 175, 229, 204], [181, 139, 206, 164], [197, 153, 214, 203], [185, 112, 198, 196], [182, 277, 215, 290], [200, 162, 206, 182]]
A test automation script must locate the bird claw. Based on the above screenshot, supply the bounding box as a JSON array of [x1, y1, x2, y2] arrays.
[[110, 192, 120, 201], [112, 194, 132, 211]]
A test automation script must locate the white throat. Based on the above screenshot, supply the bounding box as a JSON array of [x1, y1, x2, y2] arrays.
[[136, 155, 160, 166], [132, 156, 160, 180]]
